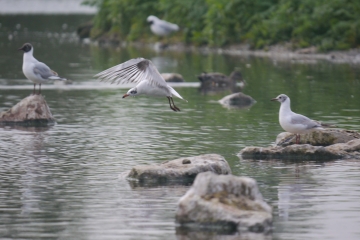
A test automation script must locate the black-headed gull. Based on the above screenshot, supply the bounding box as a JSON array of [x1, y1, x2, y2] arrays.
[[19, 43, 67, 95], [94, 58, 186, 112], [271, 94, 325, 144], [147, 15, 179, 36]]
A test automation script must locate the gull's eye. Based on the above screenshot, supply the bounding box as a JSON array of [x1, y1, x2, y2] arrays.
[[131, 90, 137, 94]]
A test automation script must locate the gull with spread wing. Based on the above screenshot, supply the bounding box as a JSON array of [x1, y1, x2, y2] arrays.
[[19, 43, 67, 95], [271, 94, 327, 144], [94, 58, 186, 112]]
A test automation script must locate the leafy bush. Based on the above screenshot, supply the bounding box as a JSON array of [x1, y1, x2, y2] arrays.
[[83, 0, 360, 51]]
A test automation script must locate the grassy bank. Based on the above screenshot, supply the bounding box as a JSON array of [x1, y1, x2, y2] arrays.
[[83, 0, 360, 51]]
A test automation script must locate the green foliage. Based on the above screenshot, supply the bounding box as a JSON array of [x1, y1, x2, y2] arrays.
[[84, 0, 360, 51]]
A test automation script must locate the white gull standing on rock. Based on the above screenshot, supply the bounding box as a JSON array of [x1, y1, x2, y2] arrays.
[[271, 94, 326, 144], [19, 43, 67, 95], [94, 58, 186, 112], [147, 15, 179, 36]]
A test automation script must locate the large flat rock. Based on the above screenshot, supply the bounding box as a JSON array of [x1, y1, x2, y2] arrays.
[[127, 154, 231, 185], [0, 95, 55, 126], [239, 139, 360, 160], [276, 129, 360, 146], [238, 129, 360, 160], [175, 172, 272, 234]]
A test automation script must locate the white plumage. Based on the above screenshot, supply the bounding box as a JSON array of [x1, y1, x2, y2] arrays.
[[271, 94, 324, 143], [147, 15, 179, 36], [19, 43, 66, 94], [94, 58, 186, 112]]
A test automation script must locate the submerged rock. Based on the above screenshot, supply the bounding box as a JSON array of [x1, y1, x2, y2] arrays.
[[219, 92, 256, 109], [126, 154, 231, 185], [161, 73, 185, 82], [175, 172, 272, 234], [0, 95, 55, 126]]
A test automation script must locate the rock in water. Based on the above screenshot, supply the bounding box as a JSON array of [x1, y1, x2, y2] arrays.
[[219, 92, 256, 109], [239, 139, 360, 160], [238, 129, 360, 160], [161, 73, 185, 82], [176, 172, 272, 233], [0, 95, 55, 126], [126, 154, 231, 186], [276, 129, 360, 146]]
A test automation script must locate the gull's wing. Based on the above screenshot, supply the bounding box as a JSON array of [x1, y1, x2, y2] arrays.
[[94, 58, 167, 87], [291, 113, 321, 130], [158, 20, 179, 32], [33, 62, 56, 79]]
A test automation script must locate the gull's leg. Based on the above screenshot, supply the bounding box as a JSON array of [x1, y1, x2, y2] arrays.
[[296, 134, 300, 144], [167, 97, 177, 112], [33, 84, 36, 95], [170, 97, 180, 112]]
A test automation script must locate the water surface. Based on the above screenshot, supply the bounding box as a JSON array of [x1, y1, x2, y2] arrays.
[[0, 14, 360, 240]]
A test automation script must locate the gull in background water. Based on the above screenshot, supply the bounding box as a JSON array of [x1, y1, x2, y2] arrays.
[[94, 58, 186, 112], [271, 94, 328, 144], [147, 15, 179, 37], [19, 43, 67, 95]]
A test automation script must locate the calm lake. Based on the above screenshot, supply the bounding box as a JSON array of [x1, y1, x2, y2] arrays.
[[1, 13, 360, 240]]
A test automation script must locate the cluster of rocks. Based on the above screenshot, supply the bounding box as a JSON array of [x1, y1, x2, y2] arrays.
[[126, 153, 273, 235]]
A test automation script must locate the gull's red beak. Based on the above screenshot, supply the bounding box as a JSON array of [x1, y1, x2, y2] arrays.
[[122, 94, 129, 98]]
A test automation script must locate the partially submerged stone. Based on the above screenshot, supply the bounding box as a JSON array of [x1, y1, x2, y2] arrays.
[[161, 73, 185, 82], [239, 129, 360, 160], [239, 139, 360, 160], [175, 172, 272, 234], [219, 92, 256, 109], [0, 95, 55, 126], [126, 154, 231, 185], [276, 129, 360, 146]]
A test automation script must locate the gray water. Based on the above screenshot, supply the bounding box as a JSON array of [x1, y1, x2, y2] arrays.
[[0, 14, 360, 240]]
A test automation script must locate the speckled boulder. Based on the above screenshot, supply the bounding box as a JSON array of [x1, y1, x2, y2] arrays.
[[276, 129, 360, 146], [239, 139, 360, 160], [127, 154, 231, 185], [0, 95, 55, 126], [175, 172, 272, 233]]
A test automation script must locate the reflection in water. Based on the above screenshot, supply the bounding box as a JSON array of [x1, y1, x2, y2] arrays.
[[0, 125, 51, 133], [176, 228, 272, 240]]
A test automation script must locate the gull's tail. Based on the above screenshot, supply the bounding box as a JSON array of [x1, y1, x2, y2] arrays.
[[315, 120, 337, 128], [49, 70, 67, 81], [169, 86, 188, 102]]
